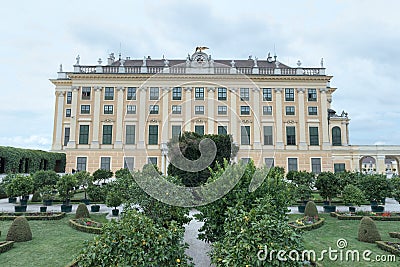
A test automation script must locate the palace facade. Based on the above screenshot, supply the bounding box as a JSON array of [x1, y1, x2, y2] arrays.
[[50, 49, 400, 175]]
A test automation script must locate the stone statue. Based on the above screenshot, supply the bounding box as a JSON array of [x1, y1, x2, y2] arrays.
[[75, 55, 80, 65]]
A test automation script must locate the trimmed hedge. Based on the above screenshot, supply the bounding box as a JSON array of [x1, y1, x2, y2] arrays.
[[330, 212, 400, 221], [68, 219, 103, 234], [0, 241, 14, 254], [6, 216, 32, 242], [289, 218, 325, 231], [0, 146, 65, 173], [0, 212, 66, 221], [376, 241, 400, 256], [389, 232, 400, 239]]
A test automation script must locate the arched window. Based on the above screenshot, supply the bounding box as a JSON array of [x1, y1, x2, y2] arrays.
[[332, 127, 342, 146]]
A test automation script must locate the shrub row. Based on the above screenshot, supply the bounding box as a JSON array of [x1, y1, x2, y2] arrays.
[[0, 241, 14, 254], [68, 219, 103, 234], [289, 218, 325, 231], [330, 212, 400, 221], [0, 212, 66, 221], [0, 146, 65, 173]]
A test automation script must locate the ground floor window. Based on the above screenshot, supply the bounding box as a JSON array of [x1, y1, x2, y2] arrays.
[[288, 158, 298, 171], [264, 158, 274, 168], [100, 157, 111, 170], [334, 163, 346, 173], [311, 158, 321, 174], [148, 157, 158, 165], [77, 157, 87, 171], [124, 157, 134, 170]]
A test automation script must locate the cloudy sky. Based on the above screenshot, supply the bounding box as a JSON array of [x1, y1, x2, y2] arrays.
[[0, 0, 399, 150]]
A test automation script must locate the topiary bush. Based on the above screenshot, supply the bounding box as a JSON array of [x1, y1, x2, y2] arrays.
[[304, 201, 318, 217], [358, 216, 381, 243], [75, 203, 90, 219], [75, 209, 193, 266], [6, 216, 32, 242]]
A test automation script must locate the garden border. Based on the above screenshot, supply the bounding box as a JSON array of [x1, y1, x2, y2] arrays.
[[0, 212, 66, 221], [376, 241, 400, 256], [68, 219, 103, 234], [330, 212, 400, 221], [389, 232, 400, 239], [0, 241, 14, 254], [289, 218, 325, 231]]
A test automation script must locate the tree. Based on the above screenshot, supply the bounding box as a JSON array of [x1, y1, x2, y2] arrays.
[[7, 174, 34, 199], [390, 176, 400, 203], [358, 174, 391, 202], [315, 172, 340, 205], [92, 169, 113, 184], [74, 171, 93, 199], [342, 184, 366, 206], [56, 174, 77, 203], [167, 132, 239, 187], [32, 170, 59, 191], [286, 170, 315, 202]]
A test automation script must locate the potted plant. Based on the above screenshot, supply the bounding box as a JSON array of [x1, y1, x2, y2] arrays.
[[6, 174, 34, 212], [2, 174, 17, 203], [74, 171, 93, 205], [315, 172, 340, 213], [286, 171, 315, 212], [342, 184, 366, 212], [106, 185, 122, 216], [358, 174, 390, 212], [56, 174, 77, 213], [39, 185, 55, 206], [93, 169, 113, 185], [87, 185, 106, 212]]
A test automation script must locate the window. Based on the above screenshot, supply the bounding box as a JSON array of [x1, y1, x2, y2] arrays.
[[286, 126, 296, 145], [265, 158, 274, 167], [82, 87, 91, 100], [125, 125, 136, 144], [172, 105, 182, 114], [148, 125, 158, 145], [127, 105, 136, 114], [127, 87, 136, 100], [65, 109, 71, 117], [240, 88, 249, 101], [66, 92, 72, 104], [308, 106, 318, 115], [218, 106, 227, 115], [332, 127, 342, 146], [288, 158, 298, 171], [171, 125, 181, 140], [218, 87, 227, 100], [102, 125, 113, 144], [334, 163, 346, 173], [149, 87, 159, 100], [241, 158, 251, 164], [149, 105, 159, 114], [148, 157, 158, 165], [308, 89, 317, 101], [262, 88, 272, 101], [172, 87, 182, 100], [104, 105, 113, 114], [309, 127, 319, 146], [240, 106, 250, 115], [195, 125, 204, 135], [81, 105, 90, 114], [263, 106, 272, 115], [263, 126, 273, 145], [104, 87, 114, 100], [285, 106, 295, 115], [218, 126, 227, 135], [241, 126, 250, 145], [79, 125, 89, 144], [195, 106, 204, 115], [64, 127, 70, 146], [195, 87, 204, 100], [124, 157, 134, 170], [311, 158, 321, 174], [77, 157, 87, 171], [100, 157, 111, 170], [285, 88, 294, 101]]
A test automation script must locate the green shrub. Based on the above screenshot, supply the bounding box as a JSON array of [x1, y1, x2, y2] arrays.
[[56, 174, 77, 202], [32, 170, 59, 191], [6, 174, 34, 198], [75, 209, 193, 266], [92, 169, 113, 184], [315, 172, 340, 205], [75, 203, 90, 219], [87, 185, 106, 204], [6, 216, 32, 242], [286, 170, 315, 202], [304, 201, 318, 217], [342, 184, 366, 206], [358, 174, 391, 201], [358, 216, 381, 243], [210, 197, 303, 266], [31, 191, 42, 202]]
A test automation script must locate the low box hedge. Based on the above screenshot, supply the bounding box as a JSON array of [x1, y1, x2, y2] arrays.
[[0, 241, 14, 254], [376, 241, 400, 256], [289, 218, 325, 231], [389, 232, 400, 239], [68, 219, 103, 234], [330, 212, 400, 221], [0, 212, 66, 221]]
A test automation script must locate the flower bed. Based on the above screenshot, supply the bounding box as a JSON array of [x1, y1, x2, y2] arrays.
[[0, 241, 14, 254], [68, 218, 103, 234], [376, 241, 400, 256], [0, 212, 66, 221], [330, 211, 400, 221], [289, 216, 325, 231]]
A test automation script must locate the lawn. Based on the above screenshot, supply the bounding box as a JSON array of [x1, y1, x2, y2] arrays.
[[0, 213, 108, 267], [289, 214, 400, 266]]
